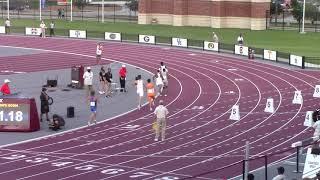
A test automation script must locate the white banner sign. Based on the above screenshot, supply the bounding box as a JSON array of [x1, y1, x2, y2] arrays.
[[0, 26, 5, 34], [235, 45, 249, 56], [304, 111, 314, 127], [105, 32, 121, 41], [25, 27, 42, 36], [139, 35, 155, 44], [69, 30, 86, 39], [290, 54, 303, 67], [263, 49, 277, 61], [172, 38, 188, 47], [204, 41, 219, 52], [303, 148, 320, 178]]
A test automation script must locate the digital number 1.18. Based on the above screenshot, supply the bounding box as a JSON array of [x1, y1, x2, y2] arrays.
[[0, 111, 23, 122]]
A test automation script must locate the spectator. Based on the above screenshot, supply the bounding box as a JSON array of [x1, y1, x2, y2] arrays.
[[98, 66, 106, 95], [154, 100, 169, 141], [119, 64, 127, 92], [212, 32, 219, 43], [4, 18, 10, 34], [49, 114, 65, 131], [40, 20, 46, 38], [61, 9, 65, 18], [58, 9, 61, 19], [247, 173, 255, 180], [105, 67, 113, 97], [40, 87, 50, 122], [49, 21, 55, 37], [83, 67, 94, 97], [0, 79, 11, 95], [272, 166, 286, 180], [237, 33, 244, 45]]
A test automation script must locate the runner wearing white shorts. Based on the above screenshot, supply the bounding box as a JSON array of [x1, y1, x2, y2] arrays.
[[96, 43, 103, 64], [135, 75, 144, 110], [154, 70, 163, 96], [161, 68, 168, 96]]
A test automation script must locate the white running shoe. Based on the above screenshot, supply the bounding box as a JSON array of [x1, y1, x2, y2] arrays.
[[154, 138, 158, 142]]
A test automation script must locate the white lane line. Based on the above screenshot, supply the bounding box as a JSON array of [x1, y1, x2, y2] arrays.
[[0, 46, 220, 179], [59, 54, 267, 180], [156, 51, 313, 179], [15, 49, 223, 180]]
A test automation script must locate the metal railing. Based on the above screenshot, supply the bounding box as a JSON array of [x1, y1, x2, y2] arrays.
[[3, 26, 320, 69], [179, 137, 320, 179], [0, 4, 137, 23], [266, 10, 320, 33]]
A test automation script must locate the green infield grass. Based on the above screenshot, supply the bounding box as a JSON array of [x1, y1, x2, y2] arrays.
[[2, 18, 320, 57]]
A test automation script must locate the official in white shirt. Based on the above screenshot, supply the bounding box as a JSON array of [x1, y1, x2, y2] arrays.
[[40, 21, 47, 38], [5, 18, 10, 34], [237, 33, 244, 45], [83, 67, 94, 97]]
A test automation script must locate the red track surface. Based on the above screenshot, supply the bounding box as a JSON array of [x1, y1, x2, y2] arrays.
[[0, 35, 319, 180]]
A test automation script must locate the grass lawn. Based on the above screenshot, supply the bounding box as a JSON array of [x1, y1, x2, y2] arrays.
[[2, 18, 320, 57]]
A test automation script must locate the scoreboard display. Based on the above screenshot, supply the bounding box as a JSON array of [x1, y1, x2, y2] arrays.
[[0, 96, 40, 132]]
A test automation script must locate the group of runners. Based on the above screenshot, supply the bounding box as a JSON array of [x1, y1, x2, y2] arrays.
[[135, 62, 169, 111], [85, 43, 169, 127]]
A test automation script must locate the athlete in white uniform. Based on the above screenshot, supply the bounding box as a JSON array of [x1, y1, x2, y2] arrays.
[[135, 75, 144, 110], [159, 62, 168, 73], [162, 68, 168, 96], [96, 42, 103, 64], [154, 70, 163, 96]]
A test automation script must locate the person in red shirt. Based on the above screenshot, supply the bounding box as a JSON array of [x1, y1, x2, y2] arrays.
[[119, 64, 127, 92], [0, 79, 11, 95]]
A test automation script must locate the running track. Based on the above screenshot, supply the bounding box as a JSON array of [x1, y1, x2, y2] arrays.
[[0, 35, 319, 180]]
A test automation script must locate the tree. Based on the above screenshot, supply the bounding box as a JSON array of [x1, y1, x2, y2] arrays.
[[126, 0, 138, 12], [291, 0, 302, 22], [270, 0, 283, 15], [305, 3, 319, 23], [74, 0, 89, 10]]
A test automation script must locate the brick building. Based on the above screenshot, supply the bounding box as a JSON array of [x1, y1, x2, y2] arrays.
[[138, 0, 270, 30]]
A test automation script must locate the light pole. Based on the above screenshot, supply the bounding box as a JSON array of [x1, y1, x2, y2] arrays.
[[7, 0, 9, 19], [70, 0, 73, 21], [102, 0, 104, 22], [39, 0, 42, 20], [301, 0, 306, 33]]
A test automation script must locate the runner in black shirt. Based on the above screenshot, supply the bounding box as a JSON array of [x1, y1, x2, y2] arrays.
[[98, 66, 106, 94], [105, 67, 113, 97]]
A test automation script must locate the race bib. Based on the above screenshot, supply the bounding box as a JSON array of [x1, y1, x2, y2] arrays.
[[147, 89, 154, 94], [90, 101, 96, 107]]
